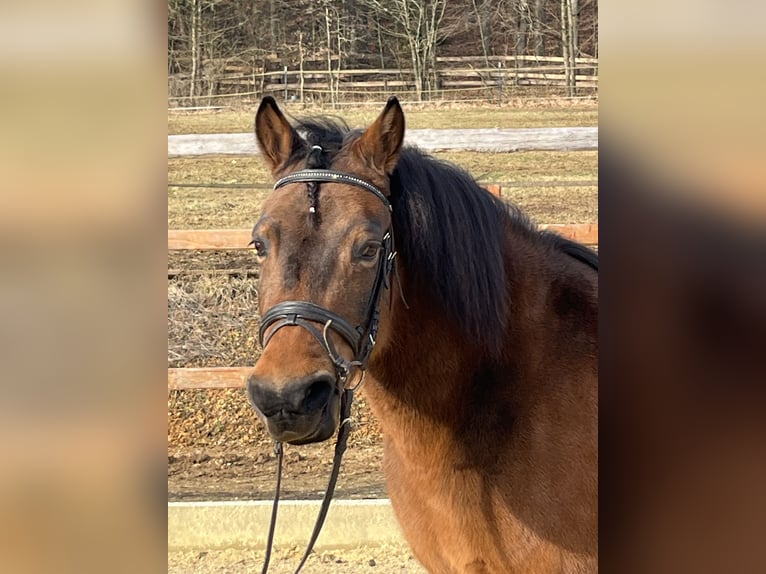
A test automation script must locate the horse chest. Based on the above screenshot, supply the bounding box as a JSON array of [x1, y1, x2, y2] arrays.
[[382, 439, 594, 574], [382, 439, 508, 573]]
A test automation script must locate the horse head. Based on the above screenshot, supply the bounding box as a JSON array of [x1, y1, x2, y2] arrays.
[[247, 96, 404, 445]]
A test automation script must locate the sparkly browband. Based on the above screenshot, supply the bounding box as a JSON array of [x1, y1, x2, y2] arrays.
[[273, 169, 391, 212]]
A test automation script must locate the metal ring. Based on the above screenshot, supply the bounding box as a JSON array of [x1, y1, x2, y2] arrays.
[[346, 369, 366, 393]]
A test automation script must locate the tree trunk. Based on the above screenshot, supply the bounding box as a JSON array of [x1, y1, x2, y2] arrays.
[[269, 0, 277, 45], [572, 0, 579, 58], [325, 6, 336, 107], [189, 0, 202, 102], [561, 0, 576, 97], [336, 16, 343, 107], [471, 0, 490, 67], [376, 19, 385, 69], [516, 0, 529, 57], [400, 0, 423, 101], [567, 0, 577, 94], [533, 0, 544, 57], [298, 31, 305, 104]]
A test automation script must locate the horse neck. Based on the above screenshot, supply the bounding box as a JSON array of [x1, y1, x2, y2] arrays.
[[366, 227, 534, 420], [363, 220, 579, 433], [367, 284, 479, 417]]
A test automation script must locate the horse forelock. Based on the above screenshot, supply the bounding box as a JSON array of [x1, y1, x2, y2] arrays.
[[288, 116, 355, 166]]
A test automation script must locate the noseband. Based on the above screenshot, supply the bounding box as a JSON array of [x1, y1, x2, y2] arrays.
[[257, 169, 396, 574]]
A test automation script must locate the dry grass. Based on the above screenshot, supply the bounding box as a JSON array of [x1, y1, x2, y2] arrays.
[[167, 157, 272, 229], [169, 100, 597, 134], [169, 151, 597, 229], [503, 186, 597, 223], [167, 274, 261, 368], [436, 150, 597, 183]]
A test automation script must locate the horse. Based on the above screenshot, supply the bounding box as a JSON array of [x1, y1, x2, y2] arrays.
[[247, 96, 598, 573]]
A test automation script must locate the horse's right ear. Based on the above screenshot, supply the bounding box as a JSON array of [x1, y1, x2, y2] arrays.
[[255, 97, 303, 175]]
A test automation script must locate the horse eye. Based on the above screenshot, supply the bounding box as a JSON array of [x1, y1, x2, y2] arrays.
[[252, 239, 267, 258], [359, 242, 380, 261]]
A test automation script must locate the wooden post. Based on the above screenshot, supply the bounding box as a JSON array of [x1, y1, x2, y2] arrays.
[[252, 56, 256, 95], [497, 62, 504, 106], [325, 5, 334, 108], [189, 0, 201, 105], [258, 58, 266, 97], [298, 32, 305, 104]]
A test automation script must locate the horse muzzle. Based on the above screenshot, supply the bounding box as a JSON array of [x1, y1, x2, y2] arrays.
[[247, 370, 341, 445]]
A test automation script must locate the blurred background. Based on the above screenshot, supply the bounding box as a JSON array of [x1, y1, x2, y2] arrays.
[[0, 1, 167, 573]]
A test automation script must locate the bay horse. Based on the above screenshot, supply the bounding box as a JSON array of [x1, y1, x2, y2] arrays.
[[247, 96, 598, 573]]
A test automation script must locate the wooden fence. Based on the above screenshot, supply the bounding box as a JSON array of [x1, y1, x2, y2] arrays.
[[168, 127, 598, 157], [167, 223, 598, 252], [168, 183, 597, 391], [169, 55, 597, 104]]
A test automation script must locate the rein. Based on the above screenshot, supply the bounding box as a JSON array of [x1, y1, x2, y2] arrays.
[[258, 169, 395, 574]]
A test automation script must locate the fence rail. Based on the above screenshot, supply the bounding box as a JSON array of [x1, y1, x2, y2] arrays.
[[168, 127, 598, 157], [168, 367, 250, 390], [168, 223, 597, 252], [169, 56, 597, 104]]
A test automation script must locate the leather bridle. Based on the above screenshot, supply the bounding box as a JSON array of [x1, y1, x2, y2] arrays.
[[257, 169, 396, 574]]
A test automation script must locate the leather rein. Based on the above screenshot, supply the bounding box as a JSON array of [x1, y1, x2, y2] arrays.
[[257, 169, 396, 574]]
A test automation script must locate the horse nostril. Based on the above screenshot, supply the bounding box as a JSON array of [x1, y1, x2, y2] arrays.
[[303, 375, 334, 412], [247, 374, 276, 415]]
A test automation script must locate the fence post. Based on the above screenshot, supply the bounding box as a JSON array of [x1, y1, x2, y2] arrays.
[[497, 62, 504, 106], [283, 66, 288, 102]]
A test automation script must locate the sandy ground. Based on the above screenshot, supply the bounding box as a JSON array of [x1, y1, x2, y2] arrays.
[[169, 545, 427, 573]]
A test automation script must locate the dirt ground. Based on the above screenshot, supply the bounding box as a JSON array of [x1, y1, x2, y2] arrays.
[[168, 545, 427, 573], [167, 388, 402, 570], [168, 388, 389, 501]]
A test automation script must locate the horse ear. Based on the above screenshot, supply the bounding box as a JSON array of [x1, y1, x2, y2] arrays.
[[354, 96, 405, 175], [255, 96, 304, 174]]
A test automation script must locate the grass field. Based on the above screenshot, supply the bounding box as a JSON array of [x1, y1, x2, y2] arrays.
[[168, 150, 597, 229]]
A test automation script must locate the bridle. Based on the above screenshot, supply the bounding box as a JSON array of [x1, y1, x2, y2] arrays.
[[258, 169, 396, 388], [257, 168, 396, 574]]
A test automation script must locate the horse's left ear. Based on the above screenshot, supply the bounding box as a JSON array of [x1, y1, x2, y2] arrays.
[[354, 96, 405, 175]]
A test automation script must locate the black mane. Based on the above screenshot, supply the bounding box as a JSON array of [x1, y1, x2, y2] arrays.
[[289, 115, 597, 356], [389, 149, 512, 356]]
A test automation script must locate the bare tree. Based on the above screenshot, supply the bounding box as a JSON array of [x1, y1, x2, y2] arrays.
[[360, 0, 447, 100], [189, 0, 201, 100], [560, 0, 576, 96], [471, 0, 493, 66], [167, 0, 597, 103]]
